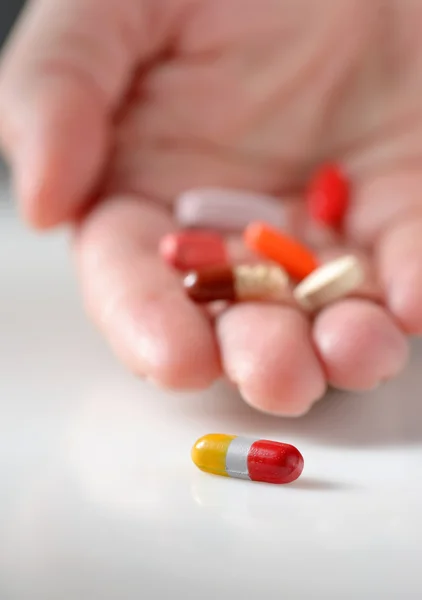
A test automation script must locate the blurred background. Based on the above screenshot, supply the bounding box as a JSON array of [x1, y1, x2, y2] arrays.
[[0, 1, 24, 49], [0, 1, 24, 180]]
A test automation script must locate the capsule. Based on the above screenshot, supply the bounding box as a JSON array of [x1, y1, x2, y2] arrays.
[[159, 230, 227, 271], [244, 222, 319, 280], [175, 188, 285, 232], [294, 255, 365, 312], [191, 434, 304, 484], [183, 263, 290, 303], [306, 163, 350, 228]]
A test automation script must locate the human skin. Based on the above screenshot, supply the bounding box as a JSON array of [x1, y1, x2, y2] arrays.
[[0, 0, 420, 415]]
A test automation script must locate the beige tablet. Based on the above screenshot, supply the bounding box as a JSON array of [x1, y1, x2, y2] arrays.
[[294, 255, 365, 312]]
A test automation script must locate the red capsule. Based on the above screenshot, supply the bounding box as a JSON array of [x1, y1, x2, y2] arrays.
[[306, 163, 350, 227], [247, 439, 304, 484], [185, 265, 236, 302], [160, 230, 227, 271]]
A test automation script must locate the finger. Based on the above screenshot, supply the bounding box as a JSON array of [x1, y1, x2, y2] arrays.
[[346, 170, 422, 247], [377, 214, 422, 333], [345, 170, 422, 333], [74, 195, 221, 389], [313, 299, 409, 390], [0, 0, 166, 228], [217, 304, 327, 416]]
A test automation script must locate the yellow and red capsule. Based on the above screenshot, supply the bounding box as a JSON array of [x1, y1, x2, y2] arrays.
[[191, 434, 304, 484]]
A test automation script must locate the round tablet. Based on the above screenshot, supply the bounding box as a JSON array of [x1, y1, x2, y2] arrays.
[[293, 255, 365, 312]]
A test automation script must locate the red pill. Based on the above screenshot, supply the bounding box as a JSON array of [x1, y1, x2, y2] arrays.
[[247, 439, 304, 485], [306, 163, 350, 227], [160, 230, 227, 271]]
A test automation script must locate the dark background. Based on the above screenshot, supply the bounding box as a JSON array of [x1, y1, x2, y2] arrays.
[[0, 1, 25, 169], [0, 0, 25, 48]]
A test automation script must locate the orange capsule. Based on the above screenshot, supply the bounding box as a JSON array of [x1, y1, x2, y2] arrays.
[[244, 222, 319, 280], [160, 230, 227, 271], [183, 264, 290, 303]]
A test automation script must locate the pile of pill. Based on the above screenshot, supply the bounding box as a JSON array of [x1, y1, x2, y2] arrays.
[[159, 162, 361, 312]]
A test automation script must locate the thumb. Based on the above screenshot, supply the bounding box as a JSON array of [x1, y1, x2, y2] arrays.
[[0, 0, 164, 228]]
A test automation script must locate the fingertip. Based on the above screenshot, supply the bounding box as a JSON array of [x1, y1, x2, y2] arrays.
[[106, 293, 222, 391], [313, 299, 409, 390], [217, 304, 327, 417], [240, 389, 321, 418], [383, 262, 422, 334], [378, 217, 422, 334], [2, 76, 108, 229], [140, 303, 222, 391]]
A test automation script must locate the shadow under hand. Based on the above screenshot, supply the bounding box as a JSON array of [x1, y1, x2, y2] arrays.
[[174, 339, 422, 450]]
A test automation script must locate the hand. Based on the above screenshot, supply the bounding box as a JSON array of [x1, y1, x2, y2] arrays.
[[1, 0, 420, 416]]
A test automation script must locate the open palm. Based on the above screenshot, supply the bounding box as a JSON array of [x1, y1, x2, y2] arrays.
[[1, 0, 421, 415]]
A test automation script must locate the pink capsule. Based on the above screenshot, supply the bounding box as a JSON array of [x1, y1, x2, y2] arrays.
[[160, 230, 227, 271], [175, 188, 285, 232]]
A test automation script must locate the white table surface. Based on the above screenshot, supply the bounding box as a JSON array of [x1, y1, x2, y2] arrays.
[[1, 180, 422, 600]]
